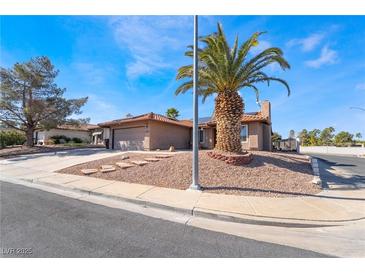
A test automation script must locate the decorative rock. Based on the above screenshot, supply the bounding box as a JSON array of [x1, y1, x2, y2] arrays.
[[207, 151, 253, 165], [100, 167, 116, 173], [144, 157, 160, 162], [100, 165, 116, 173], [169, 146, 175, 152], [121, 155, 129, 160], [155, 155, 172, 159], [116, 162, 135, 169], [81, 168, 98, 175], [130, 160, 148, 166], [101, 165, 114, 169]]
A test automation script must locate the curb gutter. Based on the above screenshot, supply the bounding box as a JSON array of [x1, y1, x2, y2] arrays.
[[2, 175, 359, 228], [308, 156, 324, 188]]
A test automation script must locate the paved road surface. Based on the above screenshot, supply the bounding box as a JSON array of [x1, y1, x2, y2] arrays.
[[0, 182, 329, 258], [310, 154, 365, 189]]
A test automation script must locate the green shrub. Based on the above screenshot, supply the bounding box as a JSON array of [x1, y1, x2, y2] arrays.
[[50, 135, 71, 144], [71, 137, 83, 143], [0, 130, 26, 148]]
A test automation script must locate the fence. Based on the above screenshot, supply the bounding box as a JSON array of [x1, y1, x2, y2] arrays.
[[299, 145, 365, 156]]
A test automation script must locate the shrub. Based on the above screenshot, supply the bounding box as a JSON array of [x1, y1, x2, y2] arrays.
[[0, 130, 26, 148], [71, 137, 83, 143], [50, 135, 71, 144]]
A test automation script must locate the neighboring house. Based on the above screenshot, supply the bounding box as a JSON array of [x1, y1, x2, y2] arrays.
[[98, 100, 272, 151], [34, 124, 101, 145], [273, 137, 298, 151]]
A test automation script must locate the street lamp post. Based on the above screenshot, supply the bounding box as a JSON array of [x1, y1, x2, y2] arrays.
[[189, 15, 201, 191]]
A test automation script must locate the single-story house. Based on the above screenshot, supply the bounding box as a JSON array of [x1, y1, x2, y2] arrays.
[[98, 100, 272, 151], [198, 101, 272, 151], [98, 113, 192, 150], [34, 124, 102, 145]]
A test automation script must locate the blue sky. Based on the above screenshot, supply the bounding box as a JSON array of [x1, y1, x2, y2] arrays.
[[1, 16, 364, 138]]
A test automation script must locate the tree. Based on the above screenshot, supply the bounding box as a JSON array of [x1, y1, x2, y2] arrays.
[[308, 129, 321, 146], [176, 23, 290, 154], [355, 132, 362, 140], [0, 57, 88, 146], [299, 129, 310, 146], [334, 131, 353, 146], [166, 107, 180, 119], [272, 132, 282, 143], [319, 127, 335, 146]]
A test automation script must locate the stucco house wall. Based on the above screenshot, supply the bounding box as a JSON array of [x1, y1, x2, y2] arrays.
[[200, 127, 215, 149], [35, 128, 91, 144], [149, 120, 191, 150], [242, 122, 263, 151]]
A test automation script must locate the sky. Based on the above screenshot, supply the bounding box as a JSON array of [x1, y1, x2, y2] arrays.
[[1, 15, 365, 138]]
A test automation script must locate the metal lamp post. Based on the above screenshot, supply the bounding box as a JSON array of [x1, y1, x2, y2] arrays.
[[189, 15, 201, 191]]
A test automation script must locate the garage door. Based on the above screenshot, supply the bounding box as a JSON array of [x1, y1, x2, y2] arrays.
[[113, 127, 145, 151]]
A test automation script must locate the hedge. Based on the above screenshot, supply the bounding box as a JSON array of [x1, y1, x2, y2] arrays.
[[0, 130, 26, 148]]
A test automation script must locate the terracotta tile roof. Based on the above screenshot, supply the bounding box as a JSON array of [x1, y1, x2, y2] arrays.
[[56, 124, 100, 131], [241, 112, 269, 123], [199, 112, 269, 126], [98, 113, 192, 128]]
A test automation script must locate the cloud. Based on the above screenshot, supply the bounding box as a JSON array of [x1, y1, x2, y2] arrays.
[[355, 83, 365, 90], [110, 16, 191, 80], [287, 33, 325, 52], [72, 62, 114, 85], [305, 46, 338, 68]]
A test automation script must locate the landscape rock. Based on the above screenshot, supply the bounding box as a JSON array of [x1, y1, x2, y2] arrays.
[[130, 160, 148, 166], [144, 158, 160, 162], [116, 162, 135, 169], [81, 168, 98, 175]]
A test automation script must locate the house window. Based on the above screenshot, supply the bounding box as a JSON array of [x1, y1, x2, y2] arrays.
[[199, 129, 205, 143], [240, 125, 248, 142]]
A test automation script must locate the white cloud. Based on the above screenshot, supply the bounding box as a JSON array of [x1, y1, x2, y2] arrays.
[[72, 62, 114, 85], [110, 16, 191, 80], [305, 46, 338, 68], [287, 33, 325, 52], [355, 83, 365, 90]]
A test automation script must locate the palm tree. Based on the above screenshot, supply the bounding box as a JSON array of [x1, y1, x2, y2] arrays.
[[176, 23, 291, 154]]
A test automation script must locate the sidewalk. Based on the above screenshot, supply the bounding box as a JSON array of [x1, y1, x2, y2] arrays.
[[1, 150, 364, 227]]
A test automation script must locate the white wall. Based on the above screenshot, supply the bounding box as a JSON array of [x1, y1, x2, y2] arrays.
[[299, 145, 365, 156]]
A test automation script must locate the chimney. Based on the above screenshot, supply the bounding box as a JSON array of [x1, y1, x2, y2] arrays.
[[261, 100, 271, 123]]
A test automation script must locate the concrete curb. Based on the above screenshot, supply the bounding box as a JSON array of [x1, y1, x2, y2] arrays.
[[1, 175, 359, 228], [308, 156, 324, 188]]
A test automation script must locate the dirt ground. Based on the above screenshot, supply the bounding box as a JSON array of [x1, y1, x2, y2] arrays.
[[58, 151, 320, 197]]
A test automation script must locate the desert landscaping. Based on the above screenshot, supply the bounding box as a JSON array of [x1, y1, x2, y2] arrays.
[[58, 151, 320, 197]]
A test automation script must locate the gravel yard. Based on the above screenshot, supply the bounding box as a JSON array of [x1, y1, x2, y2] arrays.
[[58, 151, 320, 197]]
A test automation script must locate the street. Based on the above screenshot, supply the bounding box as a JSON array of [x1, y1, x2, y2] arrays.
[[310, 154, 365, 189], [0, 182, 329, 258]]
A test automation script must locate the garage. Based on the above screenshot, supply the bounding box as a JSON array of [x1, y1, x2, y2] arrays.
[[113, 126, 146, 151]]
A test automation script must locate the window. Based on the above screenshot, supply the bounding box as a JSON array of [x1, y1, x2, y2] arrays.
[[199, 129, 205, 143], [240, 125, 248, 142]]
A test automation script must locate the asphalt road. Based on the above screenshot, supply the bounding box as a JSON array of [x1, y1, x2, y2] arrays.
[[0, 182, 329, 258], [310, 154, 365, 188]]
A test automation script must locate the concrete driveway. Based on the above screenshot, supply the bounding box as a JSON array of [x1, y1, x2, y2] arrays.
[[310, 154, 365, 189], [0, 148, 124, 173]]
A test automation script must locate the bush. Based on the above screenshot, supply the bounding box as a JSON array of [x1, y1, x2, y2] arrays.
[[71, 137, 83, 143], [50, 135, 71, 144], [0, 130, 26, 148]]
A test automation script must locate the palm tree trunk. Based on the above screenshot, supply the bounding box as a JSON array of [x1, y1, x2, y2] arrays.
[[214, 91, 244, 153]]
